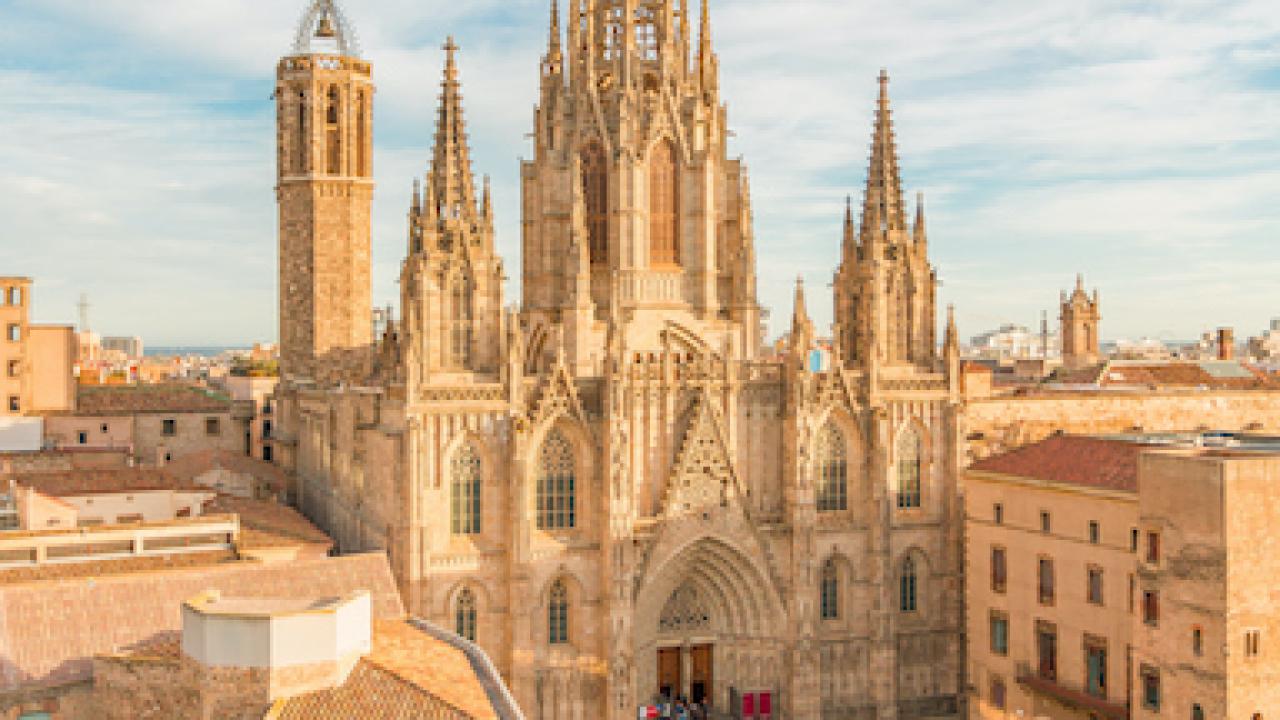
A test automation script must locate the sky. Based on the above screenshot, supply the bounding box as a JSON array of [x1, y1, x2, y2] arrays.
[[1, 0, 1278, 346]]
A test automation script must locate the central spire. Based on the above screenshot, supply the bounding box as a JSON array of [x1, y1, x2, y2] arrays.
[[429, 37, 479, 221], [860, 69, 907, 237]]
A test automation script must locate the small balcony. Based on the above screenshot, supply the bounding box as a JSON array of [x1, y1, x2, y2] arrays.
[[1015, 663, 1127, 720]]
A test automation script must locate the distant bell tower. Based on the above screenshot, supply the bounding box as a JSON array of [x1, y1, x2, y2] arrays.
[[276, 0, 374, 378], [1060, 274, 1101, 369]]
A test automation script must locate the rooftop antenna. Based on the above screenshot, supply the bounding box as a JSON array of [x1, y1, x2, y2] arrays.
[[78, 293, 91, 333]]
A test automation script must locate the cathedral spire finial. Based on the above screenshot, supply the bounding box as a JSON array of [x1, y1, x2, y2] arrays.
[[547, 0, 562, 60], [913, 191, 927, 245], [860, 69, 907, 239], [429, 37, 479, 222]]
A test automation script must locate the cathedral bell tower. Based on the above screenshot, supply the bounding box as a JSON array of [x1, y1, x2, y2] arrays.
[[1060, 274, 1101, 369], [276, 0, 374, 378]]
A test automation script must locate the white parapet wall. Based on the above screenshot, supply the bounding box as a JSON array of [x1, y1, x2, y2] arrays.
[[181, 589, 372, 699], [0, 417, 42, 452]]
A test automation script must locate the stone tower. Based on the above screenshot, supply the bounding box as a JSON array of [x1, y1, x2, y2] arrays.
[[833, 70, 938, 373], [276, 0, 374, 378], [520, 0, 761, 374], [399, 39, 505, 385], [1060, 274, 1101, 369]]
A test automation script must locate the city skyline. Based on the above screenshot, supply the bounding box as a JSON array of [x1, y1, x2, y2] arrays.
[[3, 0, 1278, 345]]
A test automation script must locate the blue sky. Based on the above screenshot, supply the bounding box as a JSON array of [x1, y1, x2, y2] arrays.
[[2, 0, 1278, 346]]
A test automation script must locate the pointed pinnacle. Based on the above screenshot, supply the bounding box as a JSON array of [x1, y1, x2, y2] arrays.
[[548, 0, 562, 56], [699, 0, 713, 56]]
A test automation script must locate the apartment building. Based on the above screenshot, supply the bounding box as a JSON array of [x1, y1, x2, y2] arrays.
[[966, 433, 1280, 719]]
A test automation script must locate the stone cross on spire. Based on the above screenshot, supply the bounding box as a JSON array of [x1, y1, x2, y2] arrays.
[[860, 69, 907, 238], [429, 36, 479, 222]]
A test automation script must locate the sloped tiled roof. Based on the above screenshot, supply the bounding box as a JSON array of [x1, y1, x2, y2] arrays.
[[202, 495, 332, 551], [276, 620, 498, 720], [0, 550, 237, 586], [0, 553, 403, 691], [969, 434, 1146, 493], [165, 449, 291, 496], [1097, 361, 1280, 390], [67, 384, 232, 415], [11, 467, 201, 497]]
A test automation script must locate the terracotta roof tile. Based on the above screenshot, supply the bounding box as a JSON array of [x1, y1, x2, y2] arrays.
[[969, 434, 1146, 493], [65, 384, 232, 416], [165, 449, 291, 495], [276, 620, 497, 719], [11, 467, 203, 497], [0, 553, 403, 691], [0, 550, 237, 585], [202, 495, 332, 550]]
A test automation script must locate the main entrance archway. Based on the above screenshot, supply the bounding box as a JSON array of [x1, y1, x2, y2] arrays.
[[635, 536, 785, 713]]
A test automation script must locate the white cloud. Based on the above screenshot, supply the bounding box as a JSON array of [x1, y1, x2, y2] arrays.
[[1, 0, 1278, 345]]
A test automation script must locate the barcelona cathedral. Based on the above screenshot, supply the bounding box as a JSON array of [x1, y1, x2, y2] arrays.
[[274, 0, 964, 717]]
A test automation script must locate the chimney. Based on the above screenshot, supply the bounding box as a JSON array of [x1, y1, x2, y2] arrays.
[[1218, 327, 1235, 361]]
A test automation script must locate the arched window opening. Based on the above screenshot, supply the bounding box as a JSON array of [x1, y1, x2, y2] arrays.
[[580, 142, 608, 264], [900, 556, 918, 613], [649, 140, 679, 266], [602, 5, 624, 60], [356, 90, 367, 177], [815, 423, 848, 512], [454, 587, 477, 642], [450, 443, 481, 535], [548, 580, 570, 644], [896, 427, 922, 509], [820, 559, 840, 620], [296, 92, 307, 174], [325, 86, 341, 175], [537, 429, 576, 530], [449, 276, 473, 368], [635, 6, 658, 61]]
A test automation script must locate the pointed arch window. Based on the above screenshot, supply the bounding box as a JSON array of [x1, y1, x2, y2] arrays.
[[900, 556, 919, 613], [635, 6, 658, 61], [649, 140, 679, 266], [548, 580, 570, 644], [449, 276, 473, 368], [537, 429, 576, 530], [450, 443, 481, 535], [820, 558, 840, 620], [815, 423, 848, 512], [896, 426, 922, 509], [325, 85, 341, 175], [454, 587, 477, 642], [356, 90, 367, 177], [581, 142, 608, 264], [296, 91, 307, 174]]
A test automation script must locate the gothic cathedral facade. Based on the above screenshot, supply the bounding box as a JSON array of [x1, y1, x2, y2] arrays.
[[274, 2, 965, 718]]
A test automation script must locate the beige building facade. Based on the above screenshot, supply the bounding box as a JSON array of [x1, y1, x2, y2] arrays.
[[966, 433, 1280, 720], [273, 2, 965, 718], [0, 276, 76, 418]]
